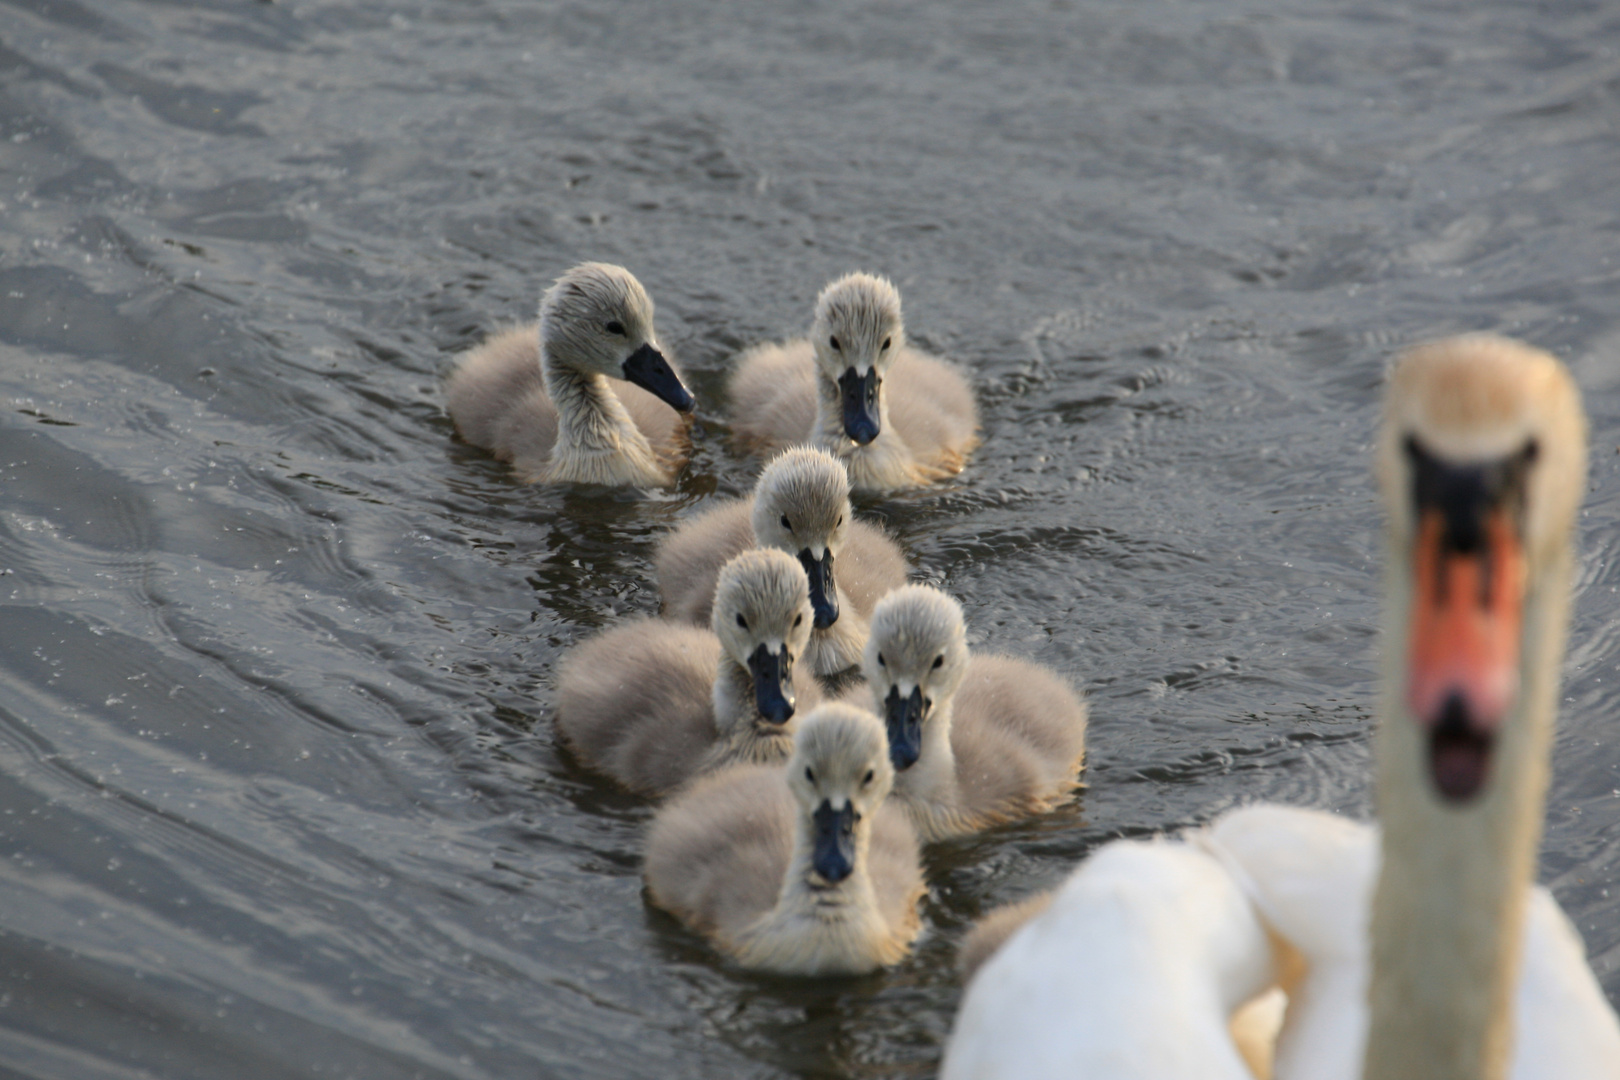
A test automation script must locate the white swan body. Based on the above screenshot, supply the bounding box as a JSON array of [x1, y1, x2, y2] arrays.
[[644, 703, 925, 975], [843, 584, 1086, 842], [728, 273, 979, 492], [1203, 804, 1620, 1080], [941, 336, 1617, 1078], [1509, 890, 1620, 1079], [942, 839, 1284, 1080], [655, 446, 908, 675], [445, 262, 694, 486], [555, 548, 820, 797], [949, 800, 1619, 1080]]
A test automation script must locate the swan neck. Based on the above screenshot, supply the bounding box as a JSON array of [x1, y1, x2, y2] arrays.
[[1364, 543, 1572, 1080]]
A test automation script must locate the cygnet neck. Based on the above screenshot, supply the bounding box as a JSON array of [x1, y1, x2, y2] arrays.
[[710, 653, 796, 765], [812, 368, 907, 486], [806, 594, 867, 674], [540, 340, 659, 480], [727, 800, 891, 975], [895, 695, 958, 795], [789, 805, 876, 910], [891, 696, 974, 840]]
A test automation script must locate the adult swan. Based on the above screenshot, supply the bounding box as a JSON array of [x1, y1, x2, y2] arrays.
[[941, 335, 1620, 1080]]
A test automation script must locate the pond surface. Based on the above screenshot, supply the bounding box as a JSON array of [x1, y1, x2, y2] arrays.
[[0, 0, 1617, 1076]]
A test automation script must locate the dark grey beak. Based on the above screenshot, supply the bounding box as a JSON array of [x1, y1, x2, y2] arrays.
[[838, 366, 881, 445], [884, 684, 926, 771], [798, 548, 839, 630], [811, 799, 857, 884], [747, 643, 795, 724], [621, 343, 695, 413]]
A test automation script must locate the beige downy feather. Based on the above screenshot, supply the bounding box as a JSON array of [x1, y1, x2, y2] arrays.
[[445, 262, 691, 487], [655, 445, 908, 675], [644, 703, 925, 975], [728, 273, 979, 492], [555, 549, 820, 797], [842, 584, 1087, 842]]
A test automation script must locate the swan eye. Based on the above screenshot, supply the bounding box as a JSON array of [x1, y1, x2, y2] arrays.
[[829, 336, 841, 352], [736, 613, 748, 630], [881, 337, 891, 351], [877, 653, 885, 667], [862, 768, 874, 785], [805, 766, 815, 784], [932, 655, 944, 670], [604, 320, 626, 336], [780, 515, 792, 531], [836, 515, 843, 528], [794, 613, 803, 627], [924, 697, 933, 709]]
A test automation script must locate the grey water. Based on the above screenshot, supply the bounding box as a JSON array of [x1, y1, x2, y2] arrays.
[[0, 0, 1616, 1076]]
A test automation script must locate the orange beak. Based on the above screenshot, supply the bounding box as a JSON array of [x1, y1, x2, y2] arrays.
[[1406, 510, 1526, 801]]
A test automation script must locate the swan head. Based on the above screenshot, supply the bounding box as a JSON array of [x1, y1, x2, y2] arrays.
[[862, 585, 970, 772], [1377, 334, 1586, 804], [787, 703, 894, 886], [713, 549, 815, 728], [751, 447, 855, 630], [810, 272, 904, 447], [538, 262, 694, 412]]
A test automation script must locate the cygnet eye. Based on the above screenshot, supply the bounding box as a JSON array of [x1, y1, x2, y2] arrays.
[[736, 613, 748, 630], [805, 766, 815, 784], [794, 613, 803, 627], [604, 320, 626, 336], [862, 768, 874, 786], [881, 337, 891, 351], [836, 515, 843, 528], [932, 655, 944, 670], [829, 335, 841, 352], [780, 515, 792, 531], [877, 653, 885, 667]]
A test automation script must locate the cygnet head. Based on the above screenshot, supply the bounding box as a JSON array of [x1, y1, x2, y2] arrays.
[[810, 272, 904, 447], [1375, 334, 1586, 805], [538, 262, 694, 413], [712, 548, 815, 727], [750, 446, 854, 631], [787, 703, 894, 886], [862, 585, 970, 772]]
